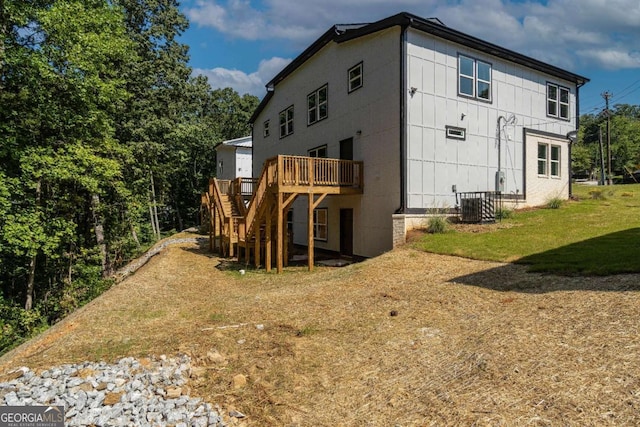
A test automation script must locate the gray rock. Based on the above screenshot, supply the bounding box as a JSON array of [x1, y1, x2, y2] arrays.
[[5, 391, 20, 406], [0, 356, 223, 427], [75, 390, 88, 411]]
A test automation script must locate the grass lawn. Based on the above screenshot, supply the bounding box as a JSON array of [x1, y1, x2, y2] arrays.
[[412, 184, 640, 275]]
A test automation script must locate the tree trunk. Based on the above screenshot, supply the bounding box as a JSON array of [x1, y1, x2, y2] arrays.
[[123, 207, 141, 249], [175, 199, 183, 231], [25, 178, 41, 310], [25, 254, 36, 310], [91, 193, 111, 277], [149, 203, 157, 238], [130, 222, 141, 249], [150, 171, 160, 240]]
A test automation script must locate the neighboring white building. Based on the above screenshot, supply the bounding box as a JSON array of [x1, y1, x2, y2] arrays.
[[215, 136, 252, 180], [248, 12, 589, 259]]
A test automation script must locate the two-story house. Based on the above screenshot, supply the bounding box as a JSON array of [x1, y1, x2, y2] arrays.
[[246, 11, 588, 260]]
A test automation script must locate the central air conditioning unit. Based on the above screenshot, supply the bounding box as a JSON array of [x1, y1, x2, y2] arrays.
[[460, 197, 482, 223]]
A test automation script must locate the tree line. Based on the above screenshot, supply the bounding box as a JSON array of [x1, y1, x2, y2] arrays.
[[573, 104, 640, 182], [0, 0, 258, 352]]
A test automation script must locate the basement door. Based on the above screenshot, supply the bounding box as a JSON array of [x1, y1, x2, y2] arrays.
[[340, 208, 353, 257]]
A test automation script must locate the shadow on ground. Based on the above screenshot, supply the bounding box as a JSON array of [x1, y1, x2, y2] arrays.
[[451, 228, 640, 293], [179, 238, 218, 259]]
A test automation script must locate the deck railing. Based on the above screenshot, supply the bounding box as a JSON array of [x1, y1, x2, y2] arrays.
[[277, 155, 363, 188], [234, 178, 258, 197]]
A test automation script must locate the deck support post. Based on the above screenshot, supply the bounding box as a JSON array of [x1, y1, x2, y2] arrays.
[[277, 191, 284, 273], [210, 199, 215, 253], [228, 219, 234, 258], [283, 206, 289, 267], [255, 221, 261, 268], [265, 198, 272, 272], [307, 193, 314, 272], [209, 181, 214, 253]]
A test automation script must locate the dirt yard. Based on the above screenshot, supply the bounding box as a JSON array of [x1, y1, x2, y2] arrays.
[[1, 235, 639, 426]]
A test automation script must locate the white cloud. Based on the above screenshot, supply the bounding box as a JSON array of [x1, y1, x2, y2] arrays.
[[194, 57, 292, 95], [185, 0, 640, 73], [577, 49, 640, 69]]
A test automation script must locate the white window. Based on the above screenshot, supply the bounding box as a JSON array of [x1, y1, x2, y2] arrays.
[[547, 83, 570, 120], [550, 145, 561, 177], [308, 145, 327, 158], [538, 143, 561, 177], [263, 120, 270, 138], [313, 208, 327, 241], [538, 143, 548, 175], [279, 105, 294, 138], [348, 62, 363, 93], [458, 55, 492, 101], [308, 85, 328, 125]]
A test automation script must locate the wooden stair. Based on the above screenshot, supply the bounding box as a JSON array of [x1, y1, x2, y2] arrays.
[[206, 155, 363, 273]]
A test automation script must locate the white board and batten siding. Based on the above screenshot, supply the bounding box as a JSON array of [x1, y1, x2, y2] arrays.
[[252, 28, 403, 258], [405, 28, 577, 210]]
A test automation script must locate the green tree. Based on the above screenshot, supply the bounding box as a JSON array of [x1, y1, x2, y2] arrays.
[[0, 0, 134, 312], [575, 104, 640, 181]]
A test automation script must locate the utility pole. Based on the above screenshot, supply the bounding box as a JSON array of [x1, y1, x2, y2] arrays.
[[598, 126, 606, 186], [601, 91, 612, 185]]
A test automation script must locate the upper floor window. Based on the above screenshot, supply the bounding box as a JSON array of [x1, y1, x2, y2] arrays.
[[308, 85, 328, 125], [458, 55, 492, 102], [547, 83, 570, 120], [348, 62, 363, 93], [263, 120, 270, 138], [279, 105, 294, 138], [308, 144, 327, 158]]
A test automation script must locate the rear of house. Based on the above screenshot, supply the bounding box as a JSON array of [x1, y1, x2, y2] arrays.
[[249, 12, 588, 258]]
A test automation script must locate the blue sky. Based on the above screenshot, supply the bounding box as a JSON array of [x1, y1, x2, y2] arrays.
[[178, 0, 640, 116]]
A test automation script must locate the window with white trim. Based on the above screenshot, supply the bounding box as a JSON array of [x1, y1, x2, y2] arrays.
[[547, 83, 570, 120], [308, 145, 327, 158], [279, 105, 294, 138], [348, 62, 363, 93], [538, 143, 561, 177], [458, 55, 492, 101], [550, 145, 561, 177], [308, 85, 328, 125], [263, 120, 270, 138], [537, 143, 548, 175], [313, 208, 328, 241]]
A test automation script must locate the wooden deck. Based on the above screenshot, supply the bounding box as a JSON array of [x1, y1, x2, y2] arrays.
[[202, 155, 363, 273]]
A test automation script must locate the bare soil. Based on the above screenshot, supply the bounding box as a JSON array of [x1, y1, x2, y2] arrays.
[[2, 233, 639, 426]]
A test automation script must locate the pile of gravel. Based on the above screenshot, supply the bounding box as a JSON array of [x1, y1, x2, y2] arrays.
[[0, 355, 225, 427]]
